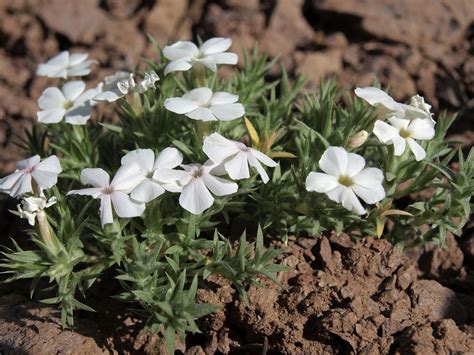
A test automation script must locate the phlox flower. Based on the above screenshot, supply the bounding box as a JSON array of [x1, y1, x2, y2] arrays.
[[0, 155, 62, 197], [154, 162, 238, 215], [163, 37, 238, 75], [17, 196, 57, 226], [355, 87, 430, 120], [203, 132, 277, 183], [164, 87, 244, 122], [68, 165, 145, 226], [120, 147, 183, 203], [36, 51, 97, 79], [373, 117, 435, 161], [306, 147, 385, 215], [93, 71, 159, 103], [37, 81, 98, 125]]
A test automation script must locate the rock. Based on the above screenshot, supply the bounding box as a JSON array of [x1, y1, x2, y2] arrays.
[[144, 0, 190, 44], [295, 49, 343, 84], [103, 0, 141, 20]]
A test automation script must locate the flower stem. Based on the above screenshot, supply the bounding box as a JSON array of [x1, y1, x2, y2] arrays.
[[32, 182, 57, 252]]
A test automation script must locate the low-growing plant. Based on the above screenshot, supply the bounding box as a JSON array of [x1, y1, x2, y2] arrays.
[[0, 37, 472, 352]]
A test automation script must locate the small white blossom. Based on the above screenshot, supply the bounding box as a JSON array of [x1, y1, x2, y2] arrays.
[[163, 37, 238, 75], [36, 51, 97, 79], [37, 81, 98, 125], [0, 155, 62, 197], [93, 71, 159, 103], [68, 165, 145, 226], [17, 196, 57, 226], [154, 161, 238, 215], [306, 147, 385, 215], [409, 94, 435, 122], [164, 87, 244, 122], [373, 117, 435, 161], [120, 147, 183, 203], [203, 132, 277, 183]]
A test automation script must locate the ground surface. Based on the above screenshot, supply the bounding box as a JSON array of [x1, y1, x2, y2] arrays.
[[0, 0, 473, 354]]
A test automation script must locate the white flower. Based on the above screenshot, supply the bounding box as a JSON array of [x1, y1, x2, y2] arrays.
[[306, 147, 385, 215], [154, 162, 238, 215], [163, 37, 238, 75], [37, 81, 98, 125], [203, 132, 277, 183], [409, 94, 435, 122], [68, 165, 145, 226], [36, 51, 97, 79], [164, 87, 244, 122], [0, 155, 62, 197], [120, 147, 183, 203], [93, 71, 159, 103], [373, 117, 435, 161], [17, 196, 57, 226], [355, 87, 429, 120]]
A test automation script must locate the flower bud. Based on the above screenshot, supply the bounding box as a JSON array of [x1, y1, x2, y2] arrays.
[[347, 130, 369, 148]]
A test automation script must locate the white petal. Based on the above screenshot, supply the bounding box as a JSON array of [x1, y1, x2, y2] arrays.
[[35, 155, 62, 174], [153, 147, 183, 170], [68, 53, 88, 66], [111, 164, 145, 192], [179, 178, 214, 214], [67, 61, 94, 77], [93, 90, 123, 103], [36, 51, 69, 77], [387, 117, 410, 130], [110, 191, 145, 218], [38, 87, 66, 109], [251, 149, 278, 167], [81, 168, 110, 188], [408, 119, 436, 140], [305, 172, 339, 193], [354, 87, 400, 111], [0, 171, 24, 191], [352, 184, 385, 205], [207, 52, 238, 65], [341, 188, 366, 215], [75, 88, 100, 106], [100, 195, 114, 226], [161, 181, 183, 193], [373, 120, 400, 144], [62, 81, 86, 101], [203, 132, 241, 163], [352, 168, 386, 204], [163, 41, 199, 61], [392, 136, 407, 156], [407, 138, 426, 161], [319, 147, 348, 176], [186, 107, 217, 121], [208, 92, 239, 105], [164, 97, 200, 114], [183, 87, 213, 105], [67, 187, 103, 198], [121, 149, 154, 173], [64, 105, 91, 125], [209, 103, 245, 121], [164, 59, 193, 75], [37, 108, 66, 124], [199, 37, 232, 54], [247, 153, 270, 183], [345, 152, 366, 177], [10, 174, 33, 197], [153, 168, 190, 184], [326, 184, 345, 203], [17, 155, 41, 170], [224, 151, 250, 180], [31, 156, 62, 189], [130, 179, 165, 203], [199, 57, 217, 72], [202, 174, 238, 196]]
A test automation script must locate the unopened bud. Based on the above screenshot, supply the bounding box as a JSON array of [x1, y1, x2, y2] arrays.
[[347, 130, 369, 148]]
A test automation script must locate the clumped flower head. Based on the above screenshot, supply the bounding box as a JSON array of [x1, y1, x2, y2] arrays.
[[0, 155, 62, 198], [164, 87, 245, 122], [68, 165, 146, 226], [163, 37, 238, 75], [373, 117, 435, 161], [120, 147, 183, 203], [36, 51, 97, 79], [306, 147, 386, 215], [203, 132, 278, 183], [17, 196, 57, 226], [154, 162, 238, 215], [37, 81, 98, 125]]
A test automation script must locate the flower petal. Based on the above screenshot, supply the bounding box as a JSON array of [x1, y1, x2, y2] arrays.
[[35, 155, 62, 174], [319, 147, 348, 176], [224, 151, 249, 180], [373, 120, 400, 144], [62, 81, 86, 101], [164, 98, 200, 114], [10, 174, 33, 197], [110, 191, 145, 218], [32, 156, 62, 189], [68, 53, 88, 66], [354, 87, 400, 112], [387, 117, 410, 130], [0, 171, 24, 191], [36, 51, 69, 77], [164, 59, 193, 75], [407, 138, 426, 161], [37, 108, 66, 124], [67, 187, 103, 198], [202, 174, 238, 196], [200, 37, 232, 54], [17, 155, 41, 170], [38, 87, 66, 109], [352, 168, 386, 204], [80, 168, 110, 188], [345, 152, 366, 177], [67, 60, 96, 77], [163, 41, 199, 61], [408, 118, 436, 140], [130, 179, 165, 203], [154, 147, 183, 170], [186, 107, 217, 121], [203, 132, 241, 164], [111, 164, 144, 192], [183, 87, 213, 105], [100, 194, 114, 226], [305, 172, 339, 193], [64, 105, 91, 125], [247, 153, 270, 183], [209, 103, 245, 121], [153, 168, 190, 184], [341, 188, 366, 215], [208, 92, 239, 105], [121, 149, 155, 173], [207, 52, 238, 65], [179, 178, 214, 214], [251, 149, 278, 167]]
